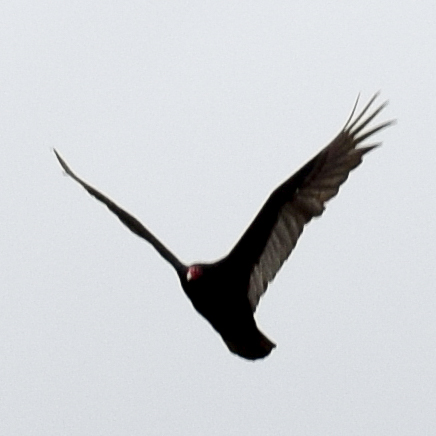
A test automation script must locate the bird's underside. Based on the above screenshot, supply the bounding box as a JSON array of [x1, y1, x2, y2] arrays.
[[54, 93, 393, 360], [181, 263, 277, 359]]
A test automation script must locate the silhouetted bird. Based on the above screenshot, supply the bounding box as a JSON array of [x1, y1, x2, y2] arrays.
[[54, 93, 392, 360]]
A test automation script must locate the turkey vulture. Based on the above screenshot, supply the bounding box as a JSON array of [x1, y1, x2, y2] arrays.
[[54, 93, 392, 360]]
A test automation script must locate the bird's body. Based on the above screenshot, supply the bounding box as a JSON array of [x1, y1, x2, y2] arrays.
[[54, 94, 392, 360], [181, 261, 275, 359]]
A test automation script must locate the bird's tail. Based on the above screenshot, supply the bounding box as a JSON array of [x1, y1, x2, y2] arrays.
[[224, 330, 276, 360]]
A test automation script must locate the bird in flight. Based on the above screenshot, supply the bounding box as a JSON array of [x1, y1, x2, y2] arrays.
[[54, 93, 392, 360]]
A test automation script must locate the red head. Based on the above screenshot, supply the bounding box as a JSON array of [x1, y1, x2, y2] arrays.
[[186, 265, 203, 281]]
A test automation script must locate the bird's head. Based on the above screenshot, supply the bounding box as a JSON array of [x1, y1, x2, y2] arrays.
[[186, 264, 203, 282]]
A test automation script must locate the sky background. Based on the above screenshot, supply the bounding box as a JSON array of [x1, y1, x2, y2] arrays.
[[1, 1, 435, 435]]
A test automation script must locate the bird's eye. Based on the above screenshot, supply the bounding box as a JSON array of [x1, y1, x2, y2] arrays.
[[187, 265, 202, 281]]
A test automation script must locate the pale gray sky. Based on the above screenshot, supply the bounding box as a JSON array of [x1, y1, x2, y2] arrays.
[[1, 1, 435, 435]]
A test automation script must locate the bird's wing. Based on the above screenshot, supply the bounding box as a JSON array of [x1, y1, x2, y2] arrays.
[[225, 93, 393, 312], [54, 150, 186, 275]]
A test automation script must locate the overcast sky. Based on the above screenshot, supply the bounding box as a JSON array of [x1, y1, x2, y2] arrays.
[[1, 1, 435, 435]]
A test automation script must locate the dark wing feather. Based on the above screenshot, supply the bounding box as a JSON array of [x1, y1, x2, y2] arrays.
[[225, 93, 393, 311], [54, 150, 186, 275]]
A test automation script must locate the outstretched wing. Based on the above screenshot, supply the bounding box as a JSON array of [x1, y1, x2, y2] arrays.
[[225, 93, 393, 311], [54, 150, 186, 275]]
